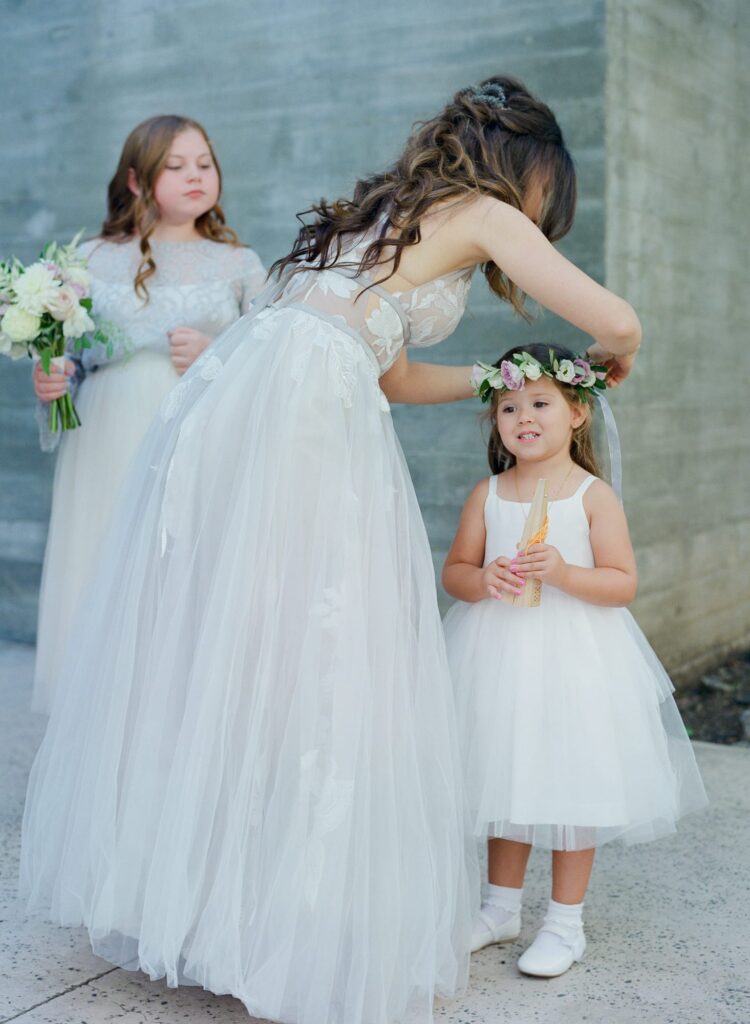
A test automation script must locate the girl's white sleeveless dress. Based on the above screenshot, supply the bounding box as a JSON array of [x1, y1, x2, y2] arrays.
[[32, 237, 266, 713], [444, 473, 707, 852], [20, 229, 477, 1024]]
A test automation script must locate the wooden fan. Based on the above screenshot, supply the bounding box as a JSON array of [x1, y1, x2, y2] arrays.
[[502, 478, 549, 608]]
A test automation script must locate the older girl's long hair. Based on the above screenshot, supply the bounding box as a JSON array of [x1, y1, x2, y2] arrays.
[[271, 75, 576, 316], [101, 115, 239, 300], [486, 342, 600, 476]]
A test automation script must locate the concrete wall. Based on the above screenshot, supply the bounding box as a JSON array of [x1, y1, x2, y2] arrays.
[[0, 0, 607, 643], [5, 0, 748, 682], [605, 0, 750, 679]]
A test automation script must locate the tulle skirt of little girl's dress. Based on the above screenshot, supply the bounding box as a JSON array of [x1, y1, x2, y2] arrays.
[[32, 351, 179, 714], [20, 305, 475, 1024], [444, 585, 708, 851]]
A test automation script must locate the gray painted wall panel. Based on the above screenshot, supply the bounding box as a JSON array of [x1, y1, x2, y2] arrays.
[[10, 1, 747, 683], [605, 0, 750, 678]]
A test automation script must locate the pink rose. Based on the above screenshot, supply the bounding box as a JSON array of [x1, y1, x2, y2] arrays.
[[572, 358, 596, 386], [500, 360, 525, 390]]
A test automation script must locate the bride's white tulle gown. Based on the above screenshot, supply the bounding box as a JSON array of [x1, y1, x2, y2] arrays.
[[20, 226, 478, 1024]]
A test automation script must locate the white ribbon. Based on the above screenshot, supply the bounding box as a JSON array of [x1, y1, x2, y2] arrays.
[[595, 392, 623, 501]]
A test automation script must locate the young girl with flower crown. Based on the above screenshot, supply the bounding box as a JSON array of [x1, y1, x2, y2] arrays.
[[31, 115, 266, 713], [443, 342, 707, 978]]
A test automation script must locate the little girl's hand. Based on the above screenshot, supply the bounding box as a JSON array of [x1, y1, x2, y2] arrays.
[[481, 556, 526, 601], [513, 544, 568, 588], [168, 327, 212, 375], [33, 359, 74, 401]]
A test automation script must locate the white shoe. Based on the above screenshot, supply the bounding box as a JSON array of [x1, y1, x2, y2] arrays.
[[517, 922, 586, 977], [471, 907, 521, 953]]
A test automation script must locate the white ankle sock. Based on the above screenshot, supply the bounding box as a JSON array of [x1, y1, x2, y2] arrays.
[[545, 898, 583, 930], [540, 901, 586, 946], [482, 884, 523, 923]]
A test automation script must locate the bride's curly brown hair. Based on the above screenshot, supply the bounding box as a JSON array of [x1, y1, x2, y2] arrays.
[[271, 75, 576, 317], [101, 115, 240, 301]]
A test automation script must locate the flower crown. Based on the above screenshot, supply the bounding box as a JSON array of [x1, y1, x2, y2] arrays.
[[471, 350, 608, 404]]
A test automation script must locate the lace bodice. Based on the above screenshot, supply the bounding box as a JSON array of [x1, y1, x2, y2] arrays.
[[273, 226, 473, 375], [77, 237, 267, 369]]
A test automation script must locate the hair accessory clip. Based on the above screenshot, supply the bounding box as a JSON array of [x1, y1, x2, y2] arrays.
[[468, 83, 508, 109]]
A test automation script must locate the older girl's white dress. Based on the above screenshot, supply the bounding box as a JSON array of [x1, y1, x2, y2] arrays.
[[444, 473, 707, 852], [32, 237, 266, 713], [21, 230, 477, 1024]]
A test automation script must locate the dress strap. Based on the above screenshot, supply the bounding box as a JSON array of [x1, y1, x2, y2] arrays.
[[487, 474, 498, 499], [573, 475, 598, 500]]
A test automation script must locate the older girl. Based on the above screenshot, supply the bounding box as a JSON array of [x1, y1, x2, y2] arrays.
[[32, 115, 266, 712]]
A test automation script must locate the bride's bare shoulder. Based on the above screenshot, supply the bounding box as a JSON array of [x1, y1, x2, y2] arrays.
[[413, 195, 527, 269], [420, 194, 527, 239]]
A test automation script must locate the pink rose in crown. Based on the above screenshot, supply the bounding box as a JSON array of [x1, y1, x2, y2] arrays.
[[500, 360, 524, 390], [572, 357, 597, 386]]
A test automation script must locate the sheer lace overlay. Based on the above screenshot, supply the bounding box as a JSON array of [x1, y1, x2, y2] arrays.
[[275, 229, 474, 376]]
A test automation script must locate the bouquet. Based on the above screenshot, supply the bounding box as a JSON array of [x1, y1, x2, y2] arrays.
[[0, 231, 111, 434]]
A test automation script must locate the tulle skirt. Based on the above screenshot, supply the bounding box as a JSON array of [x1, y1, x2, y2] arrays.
[[21, 305, 475, 1024], [444, 586, 707, 851], [32, 350, 179, 713]]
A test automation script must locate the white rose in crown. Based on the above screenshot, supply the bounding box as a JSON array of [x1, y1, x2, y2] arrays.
[[62, 301, 95, 340], [519, 356, 542, 380], [12, 263, 60, 316], [555, 359, 577, 384], [1, 305, 41, 342], [470, 363, 488, 389], [47, 284, 81, 322]]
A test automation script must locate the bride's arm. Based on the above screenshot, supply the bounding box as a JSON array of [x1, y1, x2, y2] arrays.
[[379, 351, 474, 405], [380, 195, 643, 404], [467, 196, 641, 380]]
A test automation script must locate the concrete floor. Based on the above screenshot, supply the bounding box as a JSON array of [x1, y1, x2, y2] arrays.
[[2, 639, 749, 1024]]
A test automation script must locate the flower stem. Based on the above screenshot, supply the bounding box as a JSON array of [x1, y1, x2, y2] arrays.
[[48, 395, 82, 434]]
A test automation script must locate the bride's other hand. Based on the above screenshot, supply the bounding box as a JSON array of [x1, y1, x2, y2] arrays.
[[456, 197, 643, 361], [585, 343, 638, 387]]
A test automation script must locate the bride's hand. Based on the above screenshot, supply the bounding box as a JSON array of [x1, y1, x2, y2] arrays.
[[585, 343, 638, 388]]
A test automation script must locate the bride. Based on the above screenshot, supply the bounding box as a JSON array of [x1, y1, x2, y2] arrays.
[[21, 76, 640, 1024]]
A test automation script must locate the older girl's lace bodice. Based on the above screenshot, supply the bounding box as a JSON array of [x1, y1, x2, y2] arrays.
[[78, 237, 266, 369], [274, 226, 473, 375]]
